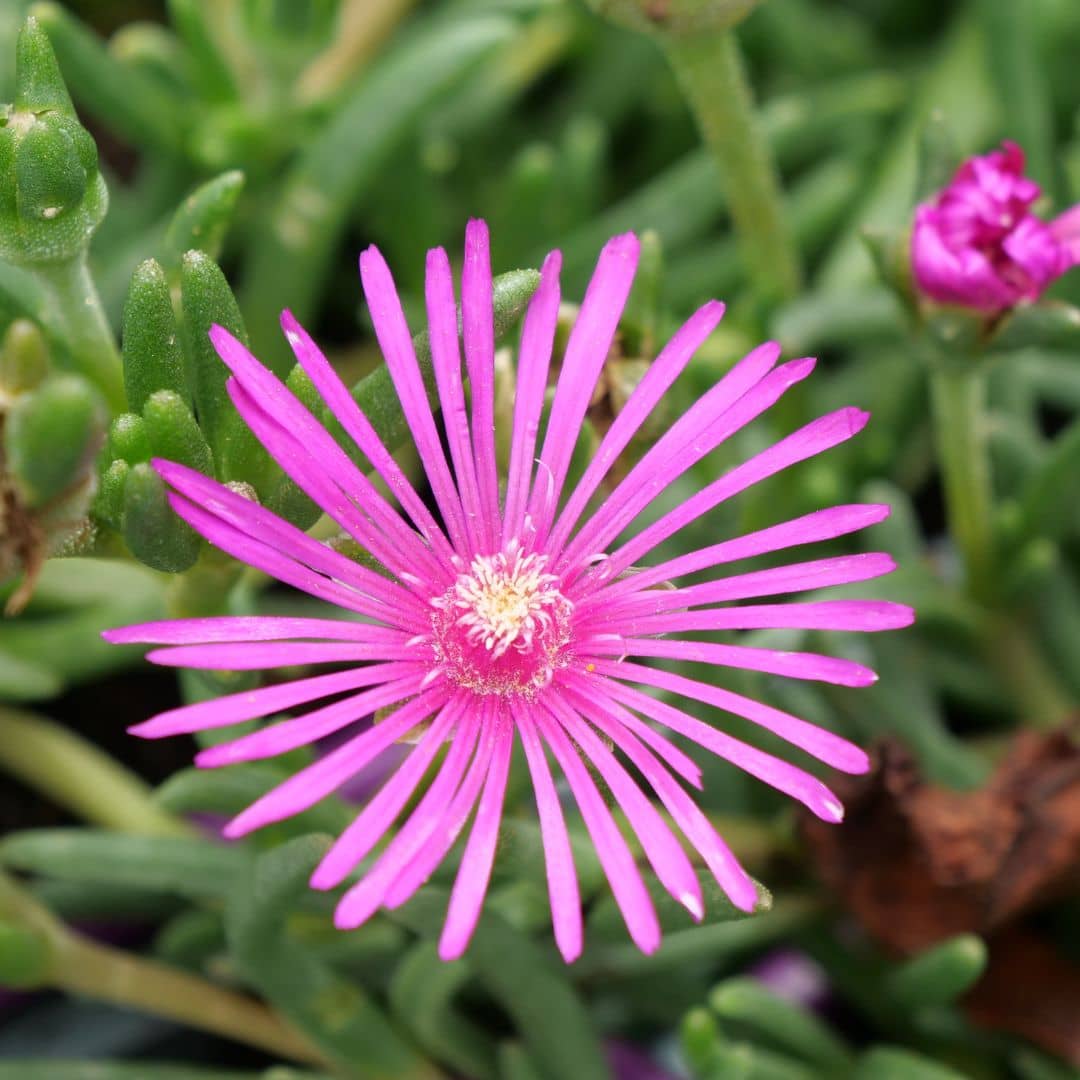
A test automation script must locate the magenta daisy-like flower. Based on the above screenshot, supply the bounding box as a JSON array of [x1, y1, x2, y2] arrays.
[[105, 222, 913, 962]]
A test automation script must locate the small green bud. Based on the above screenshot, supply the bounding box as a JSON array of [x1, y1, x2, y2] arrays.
[[122, 461, 200, 572], [122, 258, 189, 414], [93, 457, 129, 531], [164, 170, 245, 267], [862, 226, 915, 311], [107, 413, 151, 465], [179, 249, 270, 488], [0, 319, 49, 399], [4, 373, 105, 507], [0, 18, 107, 265], [0, 920, 51, 988], [143, 389, 214, 476]]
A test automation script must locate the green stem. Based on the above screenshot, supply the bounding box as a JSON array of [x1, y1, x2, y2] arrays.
[[661, 29, 801, 303], [0, 871, 326, 1067], [0, 707, 193, 838], [929, 364, 996, 603], [34, 255, 125, 414]]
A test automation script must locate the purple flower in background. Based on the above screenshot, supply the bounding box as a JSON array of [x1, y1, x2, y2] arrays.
[[912, 141, 1080, 313], [106, 221, 912, 961]]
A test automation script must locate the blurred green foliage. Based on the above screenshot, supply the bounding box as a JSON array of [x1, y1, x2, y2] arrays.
[[1, 1, 1080, 1078]]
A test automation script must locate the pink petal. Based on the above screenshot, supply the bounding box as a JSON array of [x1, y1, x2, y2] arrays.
[[559, 350, 807, 580], [331, 699, 492, 923], [595, 674, 848, 822], [129, 663, 418, 738], [160, 464, 423, 628], [224, 686, 449, 837], [535, 705, 661, 955], [581, 407, 870, 594], [593, 660, 868, 774], [547, 692, 704, 922], [313, 694, 480, 891], [561, 678, 757, 911], [584, 635, 877, 687], [461, 219, 501, 552], [439, 703, 515, 960], [359, 245, 470, 552], [546, 299, 725, 555], [511, 701, 583, 962], [589, 599, 914, 636], [587, 504, 891, 603], [104, 616, 406, 646], [526, 233, 640, 544], [209, 325, 444, 584], [280, 310, 457, 571], [305, 696, 461, 886], [193, 672, 426, 767], [146, 640, 419, 671], [578, 552, 899, 623], [503, 251, 561, 546], [425, 246, 483, 553]]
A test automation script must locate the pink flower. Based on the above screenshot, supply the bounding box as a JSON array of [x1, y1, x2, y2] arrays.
[[105, 222, 913, 961], [912, 141, 1080, 313]]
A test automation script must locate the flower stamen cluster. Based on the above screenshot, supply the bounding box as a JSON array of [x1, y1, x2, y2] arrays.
[[431, 543, 573, 696]]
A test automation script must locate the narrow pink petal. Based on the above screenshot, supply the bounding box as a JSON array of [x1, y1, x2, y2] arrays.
[[331, 700, 492, 922], [594, 674, 848, 823], [104, 616, 408, 646], [561, 678, 757, 911], [526, 233, 640, 545], [129, 663, 419, 738], [585, 504, 892, 604], [550, 674, 700, 788], [510, 700, 583, 962], [304, 697, 459, 885], [146, 640, 419, 671], [588, 599, 915, 636], [577, 407, 871, 596], [545, 300, 725, 556], [223, 686, 449, 837], [535, 706, 661, 955], [578, 552, 897, 622], [591, 659, 869, 774], [426, 246, 483, 553], [546, 692, 704, 922], [461, 219, 500, 552], [280, 310, 457, 571], [314, 695, 480, 891], [583, 635, 877, 686], [166, 491, 426, 632], [503, 251, 561, 547], [439, 703, 514, 959], [381, 698, 499, 909], [158, 460, 424, 626], [209, 326, 445, 585], [194, 673, 425, 767], [359, 246, 470, 552], [225, 380, 443, 592], [558, 349, 803, 578]]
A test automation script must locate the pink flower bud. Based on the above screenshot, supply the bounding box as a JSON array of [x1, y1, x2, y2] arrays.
[[912, 141, 1080, 313]]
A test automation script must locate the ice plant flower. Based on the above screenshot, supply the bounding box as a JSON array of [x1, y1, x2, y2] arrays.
[[105, 221, 913, 961], [912, 141, 1080, 313]]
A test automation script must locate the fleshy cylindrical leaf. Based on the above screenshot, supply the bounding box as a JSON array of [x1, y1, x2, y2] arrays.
[[4, 374, 104, 507], [122, 461, 200, 572], [122, 258, 189, 413], [163, 170, 245, 267], [143, 390, 213, 476]]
